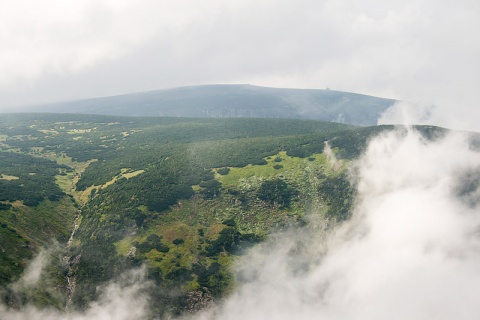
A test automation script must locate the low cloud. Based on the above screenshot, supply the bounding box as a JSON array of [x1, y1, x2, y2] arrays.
[[10, 250, 49, 291], [378, 101, 435, 127], [193, 128, 480, 320], [1, 267, 151, 320], [378, 101, 480, 133]]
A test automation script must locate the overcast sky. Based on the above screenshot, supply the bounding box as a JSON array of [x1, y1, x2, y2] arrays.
[[1, 0, 479, 131]]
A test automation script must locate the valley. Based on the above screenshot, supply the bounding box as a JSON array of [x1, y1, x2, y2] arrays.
[[0, 113, 446, 317]]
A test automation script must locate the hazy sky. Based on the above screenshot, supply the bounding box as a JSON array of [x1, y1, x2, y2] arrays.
[[1, 0, 479, 130]]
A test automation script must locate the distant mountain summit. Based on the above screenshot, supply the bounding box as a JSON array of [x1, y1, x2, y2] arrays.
[[36, 84, 396, 126]]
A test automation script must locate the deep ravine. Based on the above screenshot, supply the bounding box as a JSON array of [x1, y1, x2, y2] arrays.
[[63, 210, 81, 310]]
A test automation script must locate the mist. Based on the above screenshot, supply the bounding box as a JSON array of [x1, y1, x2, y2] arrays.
[[0, 267, 151, 320], [192, 127, 480, 320]]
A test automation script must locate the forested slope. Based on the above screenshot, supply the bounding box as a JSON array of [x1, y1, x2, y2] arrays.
[[0, 114, 445, 316]]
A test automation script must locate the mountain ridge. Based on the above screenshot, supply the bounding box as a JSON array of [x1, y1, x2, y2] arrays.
[[21, 84, 396, 126]]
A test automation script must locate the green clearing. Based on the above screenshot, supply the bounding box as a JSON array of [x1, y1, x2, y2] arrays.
[[218, 151, 329, 188]]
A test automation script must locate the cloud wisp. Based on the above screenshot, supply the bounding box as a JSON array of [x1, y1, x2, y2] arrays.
[[193, 128, 480, 320], [0, 266, 151, 320]]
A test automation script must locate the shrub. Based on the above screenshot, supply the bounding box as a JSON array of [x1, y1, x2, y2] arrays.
[[0, 203, 12, 210], [222, 219, 236, 227], [172, 238, 184, 245], [217, 167, 230, 175], [199, 179, 222, 199], [257, 178, 298, 207]]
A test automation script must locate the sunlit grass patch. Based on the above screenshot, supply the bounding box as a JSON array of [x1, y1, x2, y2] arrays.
[[0, 174, 20, 180], [218, 151, 328, 188]]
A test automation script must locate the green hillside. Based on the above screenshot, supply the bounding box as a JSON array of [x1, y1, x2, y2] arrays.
[[1, 114, 445, 316]]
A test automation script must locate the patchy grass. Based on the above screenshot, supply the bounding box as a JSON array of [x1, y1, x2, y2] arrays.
[[55, 172, 76, 194], [0, 174, 20, 180], [76, 168, 146, 204], [122, 169, 145, 179], [67, 128, 95, 134], [85, 148, 347, 290], [115, 236, 136, 255], [37, 129, 59, 135], [56, 164, 145, 206], [218, 151, 328, 188]]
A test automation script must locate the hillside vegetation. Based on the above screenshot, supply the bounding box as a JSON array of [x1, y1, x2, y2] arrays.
[[0, 113, 446, 316]]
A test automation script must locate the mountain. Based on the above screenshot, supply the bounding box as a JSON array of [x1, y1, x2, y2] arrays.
[[32, 85, 396, 126], [0, 113, 448, 316]]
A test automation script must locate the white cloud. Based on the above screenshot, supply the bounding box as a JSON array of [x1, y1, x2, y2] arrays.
[[192, 128, 480, 320], [1, 267, 150, 320], [0, 0, 173, 84], [0, 0, 479, 131], [378, 101, 435, 126], [11, 250, 49, 290]]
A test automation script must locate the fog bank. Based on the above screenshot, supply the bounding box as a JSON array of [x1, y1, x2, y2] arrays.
[[195, 128, 480, 320]]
